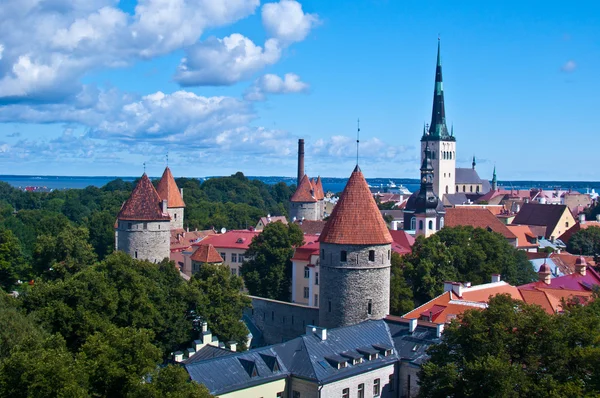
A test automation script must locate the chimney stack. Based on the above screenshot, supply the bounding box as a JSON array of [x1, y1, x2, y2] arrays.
[[297, 139, 305, 186], [436, 324, 444, 338], [162, 199, 168, 213], [579, 213, 585, 224], [491, 274, 501, 283], [575, 256, 587, 276], [409, 318, 417, 333]]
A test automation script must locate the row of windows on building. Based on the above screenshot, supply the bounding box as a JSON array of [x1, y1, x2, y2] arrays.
[[304, 267, 319, 284], [289, 377, 390, 398], [121, 222, 162, 230], [410, 217, 444, 231], [302, 288, 318, 306], [220, 252, 245, 263], [251, 308, 316, 327], [320, 250, 391, 263]]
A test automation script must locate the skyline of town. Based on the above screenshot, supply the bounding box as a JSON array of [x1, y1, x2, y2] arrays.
[[0, 1, 598, 180]]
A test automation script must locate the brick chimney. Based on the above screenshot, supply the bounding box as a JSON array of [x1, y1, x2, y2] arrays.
[[297, 139, 305, 186], [575, 256, 587, 276], [538, 260, 552, 284]]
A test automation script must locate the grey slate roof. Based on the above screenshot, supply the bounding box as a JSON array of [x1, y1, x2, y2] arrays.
[[384, 317, 441, 366], [455, 168, 483, 184], [183, 345, 234, 365], [404, 190, 445, 213]]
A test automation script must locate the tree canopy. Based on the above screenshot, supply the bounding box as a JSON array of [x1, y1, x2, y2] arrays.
[[418, 293, 600, 398], [567, 226, 600, 256], [241, 221, 304, 301]]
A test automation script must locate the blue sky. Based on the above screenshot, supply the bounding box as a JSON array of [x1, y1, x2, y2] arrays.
[[0, 0, 598, 180]]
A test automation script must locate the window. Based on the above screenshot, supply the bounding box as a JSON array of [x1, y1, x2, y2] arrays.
[[231, 253, 237, 263], [446, 185, 449, 194], [463, 185, 466, 192], [220, 253, 226, 261], [367, 299, 372, 315], [314, 294, 318, 307], [470, 185, 473, 193], [410, 217, 416, 230], [315, 272, 319, 285], [566, 221, 569, 228], [428, 220, 433, 230], [328, 300, 332, 312], [340, 251, 347, 262], [238, 268, 242, 276], [373, 378, 380, 396], [321, 249, 325, 260], [293, 391, 301, 398], [418, 220, 423, 230], [456, 185, 459, 192], [231, 268, 237, 276], [440, 217, 445, 228], [134, 251, 138, 259], [304, 266, 310, 278], [358, 383, 365, 398], [174, 213, 177, 220], [368, 250, 375, 262], [476, 186, 480, 193], [304, 287, 309, 299], [143, 222, 147, 229], [193, 263, 199, 273], [272, 311, 274, 321], [342, 388, 349, 398], [388, 250, 391, 260], [158, 225, 160, 229], [239, 255, 245, 263], [128, 222, 132, 229]]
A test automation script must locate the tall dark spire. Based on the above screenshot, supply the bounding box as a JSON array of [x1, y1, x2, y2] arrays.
[[415, 144, 438, 214], [425, 39, 451, 140], [492, 165, 497, 191]]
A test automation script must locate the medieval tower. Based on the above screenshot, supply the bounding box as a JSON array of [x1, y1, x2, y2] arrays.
[[421, 39, 456, 198], [414, 144, 444, 237], [289, 139, 324, 221], [318, 165, 393, 329], [115, 173, 171, 263], [156, 166, 186, 230]]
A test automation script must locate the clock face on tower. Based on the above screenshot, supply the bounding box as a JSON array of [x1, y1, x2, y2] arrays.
[[422, 177, 427, 183]]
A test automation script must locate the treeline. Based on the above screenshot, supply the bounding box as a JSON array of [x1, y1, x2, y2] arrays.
[[0, 172, 292, 291]]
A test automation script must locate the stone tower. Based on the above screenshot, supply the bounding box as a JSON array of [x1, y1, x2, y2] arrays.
[[415, 144, 442, 237], [289, 174, 320, 221], [115, 174, 171, 263], [318, 165, 393, 329], [156, 166, 186, 230], [421, 39, 456, 198]]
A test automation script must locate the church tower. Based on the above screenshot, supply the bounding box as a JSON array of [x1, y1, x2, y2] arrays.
[[318, 166, 393, 329], [491, 166, 498, 191], [115, 174, 171, 263], [421, 39, 456, 198], [415, 144, 442, 237], [156, 166, 185, 230]]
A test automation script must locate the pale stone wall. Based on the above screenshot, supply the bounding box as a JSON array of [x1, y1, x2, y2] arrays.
[[548, 209, 576, 240], [289, 377, 319, 398], [167, 207, 184, 230], [289, 201, 319, 221], [422, 139, 456, 197], [219, 378, 286, 398], [399, 362, 421, 398], [321, 363, 396, 398], [245, 296, 319, 345], [319, 243, 391, 329], [115, 220, 170, 263]]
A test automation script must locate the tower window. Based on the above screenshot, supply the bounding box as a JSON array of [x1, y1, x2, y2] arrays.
[[143, 222, 147, 230], [419, 220, 424, 230], [410, 217, 416, 230], [341, 251, 347, 262], [470, 185, 473, 192], [463, 185, 466, 192], [456, 185, 459, 192], [134, 251, 138, 259], [367, 299, 372, 315], [368, 250, 375, 262], [328, 300, 332, 312], [174, 213, 177, 220], [446, 185, 449, 194], [428, 220, 433, 230]]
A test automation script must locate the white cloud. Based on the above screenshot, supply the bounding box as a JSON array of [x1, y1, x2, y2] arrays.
[[561, 60, 576, 73], [175, 34, 281, 86], [262, 0, 319, 44], [0, 44, 4, 60], [244, 73, 309, 101], [312, 136, 409, 161]]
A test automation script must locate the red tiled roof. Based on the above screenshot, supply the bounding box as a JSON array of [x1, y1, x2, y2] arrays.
[[170, 229, 215, 252], [197, 230, 260, 250], [293, 220, 327, 235], [292, 235, 320, 261], [117, 174, 171, 221], [519, 266, 600, 292], [258, 216, 288, 227], [190, 244, 223, 263], [315, 176, 325, 200], [319, 166, 392, 245], [506, 225, 538, 249], [445, 208, 517, 239], [558, 221, 600, 244], [290, 175, 317, 203], [156, 167, 185, 208], [389, 230, 415, 255]]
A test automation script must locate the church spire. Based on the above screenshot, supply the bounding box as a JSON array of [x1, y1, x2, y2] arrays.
[[492, 165, 497, 191], [428, 38, 450, 139]]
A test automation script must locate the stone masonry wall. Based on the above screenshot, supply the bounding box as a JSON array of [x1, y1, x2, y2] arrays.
[[245, 296, 320, 346], [319, 243, 391, 329], [116, 220, 171, 263], [289, 201, 319, 221], [168, 207, 184, 230]]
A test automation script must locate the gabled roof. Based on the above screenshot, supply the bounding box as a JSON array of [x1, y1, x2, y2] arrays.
[[506, 225, 538, 249], [389, 230, 415, 255], [319, 166, 393, 245], [445, 208, 517, 239], [290, 175, 317, 203], [117, 174, 171, 221], [293, 220, 327, 235], [190, 244, 223, 263], [156, 167, 185, 208], [170, 229, 215, 252], [519, 266, 600, 292], [512, 203, 571, 237], [198, 230, 260, 250], [455, 168, 483, 185], [257, 216, 288, 228], [559, 221, 600, 244], [291, 235, 320, 262]]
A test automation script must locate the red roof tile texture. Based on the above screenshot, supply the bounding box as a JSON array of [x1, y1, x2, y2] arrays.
[[117, 174, 171, 221], [190, 244, 223, 263], [319, 166, 392, 245], [156, 167, 186, 208], [290, 174, 317, 203], [389, 230, 415, 255], [198, 230, 260, 250], [445, 207, 517, 239], [314, 177, 325, 200]]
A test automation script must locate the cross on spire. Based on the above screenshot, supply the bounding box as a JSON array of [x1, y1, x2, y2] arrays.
[[356, 118, 360, 166]]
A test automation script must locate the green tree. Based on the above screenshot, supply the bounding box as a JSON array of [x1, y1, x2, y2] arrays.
[[129, 365, 214, 398], [0, 228, 29, 290], [567, 226, 600, 256], [0, 295, 47, 360], [389, 252, 414, 315], [418, 293, 600, 397], [241, 222, 304, 301], [187, 263, 251, 349], [85, 210, 116, 259]]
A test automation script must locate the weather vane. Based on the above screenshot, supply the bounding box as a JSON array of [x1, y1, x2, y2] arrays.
[[356, 118, 360, 166], [143, 162, 146, 174], [166, 152, 169, 166]]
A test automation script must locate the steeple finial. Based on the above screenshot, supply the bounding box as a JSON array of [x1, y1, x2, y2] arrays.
[[143, 162, 146, 174], [472, 155, 476, 170], [437, 36, 442, 67], [166, 152, 169, 167], [356, 118, 360, 166]]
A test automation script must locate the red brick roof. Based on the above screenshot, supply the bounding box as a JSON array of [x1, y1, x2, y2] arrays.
[[290, 174, 317, 203], [117, 174, 171, 221], [445, 207, 517, 239], [314, 177, 325, 200], [506, 225, 538, 249], [293, 220, 327, 235], [197, 230, 260, 250], [170, 229, 215, 252], [559, 221, 600, 244], [156, 167, 185, 208], [319, 166, 392, 245], [190, 244, 223, 263], [389, 230, 415, 255]]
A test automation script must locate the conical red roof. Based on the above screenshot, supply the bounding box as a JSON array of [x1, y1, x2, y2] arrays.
[[315, 176, 325, 200], [117, 174, 171, 221], [190, 244, 223, 263], [319, 166, 392, 245], [290, 174, 317, 203], [156, 167, 185, 208]]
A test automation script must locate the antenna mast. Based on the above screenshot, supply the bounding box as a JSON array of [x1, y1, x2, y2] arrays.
[[166, 152, 169, 166], [356, 118, 360, 166], [143, 162, 146, 174]]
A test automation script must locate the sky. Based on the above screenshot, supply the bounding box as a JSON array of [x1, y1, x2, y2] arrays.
[[0, 0, 598, 180]]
